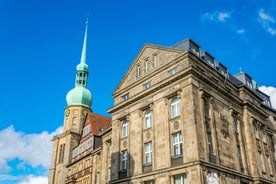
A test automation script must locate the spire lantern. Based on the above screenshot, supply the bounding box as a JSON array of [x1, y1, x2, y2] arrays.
[[66, 19, 92, 108]]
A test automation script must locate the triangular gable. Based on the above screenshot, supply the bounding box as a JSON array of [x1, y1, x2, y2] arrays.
[[113, 44, 184, 94]]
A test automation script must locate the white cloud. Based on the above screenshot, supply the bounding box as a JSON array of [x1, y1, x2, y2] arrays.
[[202, 11, 231, 22], [18, 175, 48, 184], [0, 125, 62, 173], [259, 86, 276, 108], [259, 9, 275, 23], [236, 29, 245, 34], [258, 9, 276, 36]]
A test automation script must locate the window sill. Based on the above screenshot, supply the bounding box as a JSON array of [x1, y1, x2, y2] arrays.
[[171, 155, 183, 159]]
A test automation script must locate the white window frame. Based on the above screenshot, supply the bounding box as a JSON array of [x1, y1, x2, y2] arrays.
[[137, 65, 141, 78], [154, 54, 158, 68], [145, 60, 149, 73], [121, 150, 128, 170], [173, 132, 183, 156], [144, 110, 152, 129], [145, 142, 152, 164], [171, 98, 180, 118], [122, 120, 128, 137], [174, 174, 187, 184]]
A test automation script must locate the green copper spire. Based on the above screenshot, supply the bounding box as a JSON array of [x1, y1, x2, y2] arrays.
[[77, 17, 89, 72], [66, 18, 92, 108]]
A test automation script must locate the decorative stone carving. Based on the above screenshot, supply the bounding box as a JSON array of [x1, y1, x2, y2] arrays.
[[146, 132, 151, 139], [123, 141, 127, 148], [173, 121, 179, 130]]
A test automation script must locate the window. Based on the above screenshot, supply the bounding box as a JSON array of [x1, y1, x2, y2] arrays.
[[154, 54, 158, 68], [207, 132, 213, 155], [269, 134, 274, 151], [258, 152, 264, 172], [58, 144, 65, 163], [122, 93, 129, 101], [253, 124, 258, 138], [173, 132, 183, 156], [145, 60, 149, 73], [72, 148, 78, 158], [121, 150, 128, 170], [144, 110, 152, 129], [261, 129, 265, 142], [137, 65, 141, 78], [96, 172, 100, 184], [237, 146, 243, 169], [144, 180, 155, 184], [174, 174, 187, 184], [171, 98, 180, 118], [168, 67, 178, 76], [83, 125, 91, 137], [233, 116, 238, 133], [143, 81, 151, 90], [108, 168, 111, 182], [122, 120, 128, 137], [144, 142, 152, 164]]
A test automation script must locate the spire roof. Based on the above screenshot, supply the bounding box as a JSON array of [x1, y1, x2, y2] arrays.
[[66, 18, 92, 108]]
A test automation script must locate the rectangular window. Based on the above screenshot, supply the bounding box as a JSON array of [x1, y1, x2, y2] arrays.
[[96, 172, 100, 184], [144, 110, 152, 129], [168, 67, 178, 76], [174, 174, 187, 184], [171, 98, 180, 118], [122, 120, 128, 137], [143, 81, 151, 90], [173, 132, 183, 156], [108, 168, 111, 182], [207, 132, 213, 154], [269, 134, 275, 151], [122, 93, 129, 101], [233, 116, 238, 133], [121, 150, 128, 170], [144, 142, 152, 164], [237, 146, 243, 169], [258, 152, 264, 172]]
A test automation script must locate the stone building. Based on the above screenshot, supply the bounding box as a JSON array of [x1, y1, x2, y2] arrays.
[[107, 39, 276, 184], [49, 20, 276, 184]]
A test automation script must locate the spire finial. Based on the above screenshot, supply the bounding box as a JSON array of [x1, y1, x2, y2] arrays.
[[80, 17, 88, 65], [86, 13, 89, 25]]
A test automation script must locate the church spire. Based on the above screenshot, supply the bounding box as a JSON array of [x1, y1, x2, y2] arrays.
[[66, 18, 92, 108], [80, 17, 88, 66]]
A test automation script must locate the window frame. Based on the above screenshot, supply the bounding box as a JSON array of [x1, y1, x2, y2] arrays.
[[121, 150, 128, 170], [122, 120, 128, 138], [171, 97, 180, 118], [144, 110, 152, 129], [144, 142, 152, 164], [172, 132, 183, 156]]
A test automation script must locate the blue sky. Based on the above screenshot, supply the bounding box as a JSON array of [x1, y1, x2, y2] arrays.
[[0, 0, 276, 183]]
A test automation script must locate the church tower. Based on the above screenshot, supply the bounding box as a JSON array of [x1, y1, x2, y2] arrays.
[[48, 19, 92, 184]]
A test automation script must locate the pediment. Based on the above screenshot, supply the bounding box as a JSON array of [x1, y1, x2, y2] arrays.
[[113, 44, 183, 94]]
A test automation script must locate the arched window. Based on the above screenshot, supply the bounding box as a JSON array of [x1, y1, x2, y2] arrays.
[[171, 98, 180, 118], [122, 120, 128, 137]]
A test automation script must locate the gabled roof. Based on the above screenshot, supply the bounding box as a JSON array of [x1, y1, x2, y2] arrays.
[[113, 43, 184, 95], [86, 112, 111, 136], [79, 112, 111, 144]]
